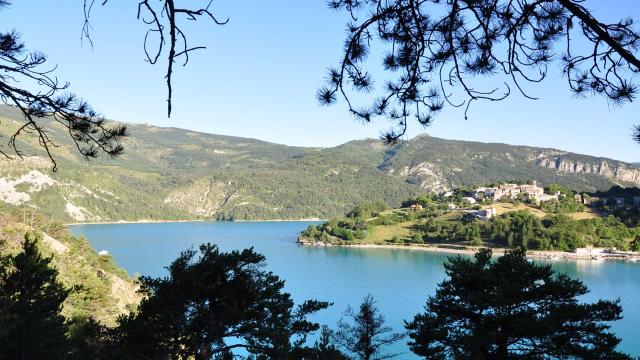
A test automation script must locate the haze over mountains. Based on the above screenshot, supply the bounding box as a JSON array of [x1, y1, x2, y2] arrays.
[[1, 105, 638, 222]]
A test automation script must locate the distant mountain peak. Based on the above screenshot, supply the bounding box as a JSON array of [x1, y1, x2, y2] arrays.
[[411, 133, 432, 140]]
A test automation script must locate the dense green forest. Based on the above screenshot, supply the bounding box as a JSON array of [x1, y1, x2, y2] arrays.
[[420, 211, 637, 251], [1, 105, 639, 223]]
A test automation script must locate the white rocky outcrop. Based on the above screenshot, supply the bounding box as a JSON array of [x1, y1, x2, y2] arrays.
[[536, 158, 640, 186], [163, 179, 239, 216], [64, 199, 93, 221], [393, 162, 449, 192], [43, 232, 68, 254], [0, 170, 56, 205]]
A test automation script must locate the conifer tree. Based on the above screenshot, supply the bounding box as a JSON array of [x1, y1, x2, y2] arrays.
[[113, 243, 329, 359], [0, 231, 70, 360], [333, 295, 406, 360], [406, 248, 631, 359]]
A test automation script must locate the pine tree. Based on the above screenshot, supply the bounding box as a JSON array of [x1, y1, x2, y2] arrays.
[[333, 295, 405, 360], [113, 243, 329, 359], [0, 231, 71, 360], [310, 326, 349, 360], [406, 248, 631, 359]]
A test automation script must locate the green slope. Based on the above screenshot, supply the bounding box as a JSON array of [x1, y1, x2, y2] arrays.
[[0, 206, 139, 325]]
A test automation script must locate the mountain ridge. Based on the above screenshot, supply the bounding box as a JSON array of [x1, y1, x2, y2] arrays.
[[0, 105, 638, 222]]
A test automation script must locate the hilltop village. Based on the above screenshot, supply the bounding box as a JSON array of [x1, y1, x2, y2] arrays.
[[441, 181, 560, 221], [299, 181, 640, 261], [469, 181, 559, 203]]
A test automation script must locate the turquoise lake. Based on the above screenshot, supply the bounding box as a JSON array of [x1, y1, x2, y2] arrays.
[[69, 221, 640, 358]]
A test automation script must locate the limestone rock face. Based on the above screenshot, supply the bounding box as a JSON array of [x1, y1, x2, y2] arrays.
[[163, 179, 239, 217], [381, 146, 640, 195], [381, 161, 448, 193], [535, 156, 640, 186]]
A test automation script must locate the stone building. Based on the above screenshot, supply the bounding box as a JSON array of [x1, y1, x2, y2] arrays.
[[472, 181, 557, 204]]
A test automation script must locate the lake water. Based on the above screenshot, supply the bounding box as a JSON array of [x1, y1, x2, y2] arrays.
[[69, 221, 640, 358]]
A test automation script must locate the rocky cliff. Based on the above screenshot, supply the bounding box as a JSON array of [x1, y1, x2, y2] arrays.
[[535, 155, 640, 186]]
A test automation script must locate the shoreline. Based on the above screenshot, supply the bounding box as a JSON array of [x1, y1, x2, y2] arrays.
[[64, 221, 639, 263], [65, 218, 325, 226], [297, 239, 640, 263], [65, 219, 206, 226], [233, 218, 324, 223]]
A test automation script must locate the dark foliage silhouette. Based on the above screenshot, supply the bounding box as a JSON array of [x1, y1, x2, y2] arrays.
[[333, 294, 406, 360], [108, 243, 329, 359], [0, 1, 126, 170], [0, 231, 71, 360], [406, 248, 631, 359], [319, 0, 640, 143], [66, 317, 112, 360], [309, 325, 351, 360], [83, 0, 228, 117]]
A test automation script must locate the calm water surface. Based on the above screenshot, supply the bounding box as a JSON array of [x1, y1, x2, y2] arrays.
[[69, 221, 640, 358]]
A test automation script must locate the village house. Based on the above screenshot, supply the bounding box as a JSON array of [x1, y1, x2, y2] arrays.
[[472, 181, 558, 204], [575, 194, 583, 204], [461, 196, 476, 204], [469, 207, 497, 221], [535, 192, 561, 203]]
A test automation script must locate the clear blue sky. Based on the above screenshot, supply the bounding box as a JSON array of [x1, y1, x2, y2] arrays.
[[2, 1, 639, 161]]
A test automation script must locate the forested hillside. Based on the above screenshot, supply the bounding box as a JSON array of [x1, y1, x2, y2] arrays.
[[0, 205, 139, 325], [1, 105, 638, 222]]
